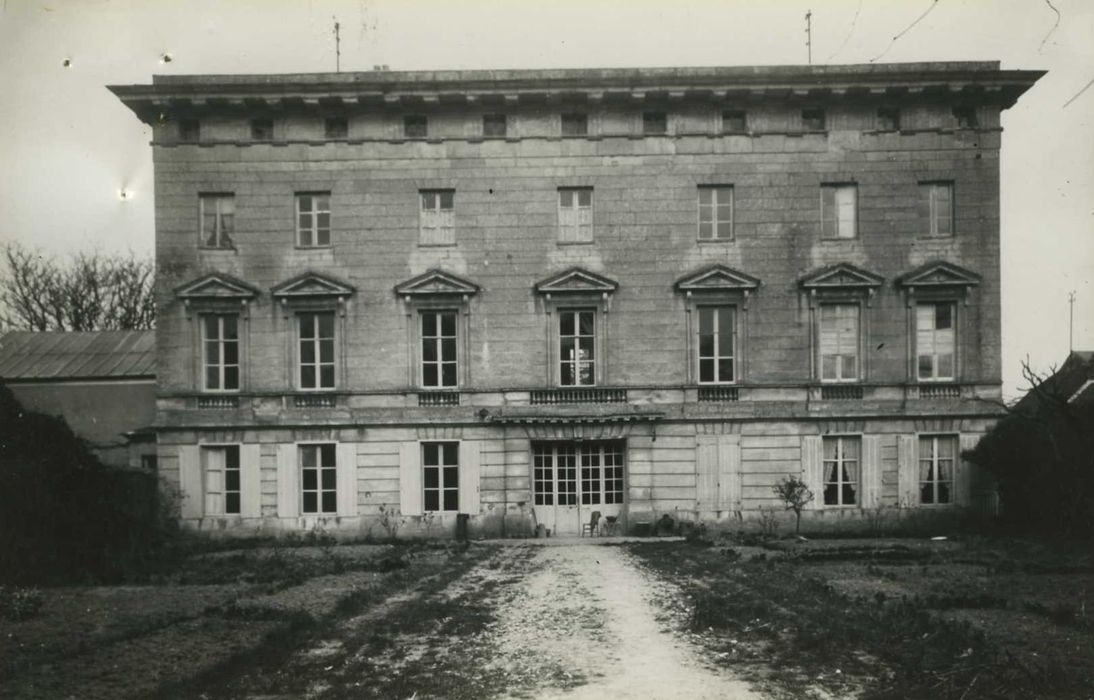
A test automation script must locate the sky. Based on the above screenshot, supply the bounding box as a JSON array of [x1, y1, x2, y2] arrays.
[[0, 0, 1091, 398]]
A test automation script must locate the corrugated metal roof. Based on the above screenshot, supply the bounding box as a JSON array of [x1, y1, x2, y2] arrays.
[[0, 331, 155, 381]]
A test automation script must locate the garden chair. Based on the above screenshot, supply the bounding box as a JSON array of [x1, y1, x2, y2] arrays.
[[581, 510, 602, 537]]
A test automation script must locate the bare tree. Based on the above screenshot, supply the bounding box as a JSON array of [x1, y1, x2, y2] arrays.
[[0, 243, 155, 331], [773, 474, 814, 535]]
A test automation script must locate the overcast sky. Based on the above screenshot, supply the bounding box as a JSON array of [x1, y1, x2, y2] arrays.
[[0, 0, 1091, 398]]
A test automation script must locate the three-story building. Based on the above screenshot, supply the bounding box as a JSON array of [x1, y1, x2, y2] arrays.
[[110, 62, 1042, 536]]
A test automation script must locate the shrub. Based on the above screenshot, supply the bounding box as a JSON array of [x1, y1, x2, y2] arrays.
[[772, 475, 813, 534]]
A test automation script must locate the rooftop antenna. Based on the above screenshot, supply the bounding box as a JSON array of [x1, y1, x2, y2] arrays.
[[1069, 291, 1076, 353], [333, 17, 341, 73], [805, 10, 813, 65]]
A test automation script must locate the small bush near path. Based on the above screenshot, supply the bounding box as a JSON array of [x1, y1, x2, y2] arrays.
[[628, 538, 1094, 699]]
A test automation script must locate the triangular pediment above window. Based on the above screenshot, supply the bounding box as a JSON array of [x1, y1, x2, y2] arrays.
[[799, 263, 884, 290], [674, 264, 760, 293], [394, 269, 480, 298], [175, 272, 260, 300], [270, 272, 355, 299], [534, 267, 618, 295], [896, 261, 980, 289]]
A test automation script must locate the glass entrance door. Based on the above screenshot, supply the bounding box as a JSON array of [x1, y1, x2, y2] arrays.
[[532, 440, 624, 536]]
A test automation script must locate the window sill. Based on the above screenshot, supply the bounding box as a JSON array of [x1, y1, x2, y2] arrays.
[[294, 245, 333, 251], [557, 240, 595, 247], [696, 237, 734, 244], [198, 246, 237, 252], [417, 242, 457, 249]]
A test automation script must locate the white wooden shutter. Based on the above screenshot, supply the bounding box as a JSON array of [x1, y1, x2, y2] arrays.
[[897, 435, 918, 507], [861, 435, 883, 509], [276, 443, 299, 519], [696, 438, 720, 511], [801, 435, 822, 509], [459, 440, 481, 514], [240, 444, 262, 519], [204, 448, 224, 516], [336, 442, 358, 516], [179, 445, 203, 519], [719, 436, 742, 510], [399, 441, 423, 517], [957, 434, 980, 506]]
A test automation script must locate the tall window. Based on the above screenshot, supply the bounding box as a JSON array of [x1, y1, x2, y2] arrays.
[[698, 186, 733, 240], [919, 435, 955, 505], [819, 304, 859, 382], [821, 184, 857, 239], [421, 310, 458, 388], [202, 314, 239, 391], [822, 436, 859, 506], [296, 193, 331, 247], [298, 312, 335, 390], [200, 194, 235, 248], [698, 306, 735, 384], [300, 444, 336, 514], [483, 113, 507, 137], [422, 441, 459, 512], [558, 187, 593, 243], [643, 112, 667, 135], [324, 116, 348, 139], [404, 115, 427, 138], [559, 309, 595, 386], [920, 182, 954, 237], [561, 113, 588, 136], [420, 190, 455, 246], [917, 303, 955, 381], [202, 445, 240, 516]]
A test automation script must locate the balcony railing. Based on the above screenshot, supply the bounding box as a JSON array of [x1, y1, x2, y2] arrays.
[[917, 384, 962, 399], [293, 394, 337, 408], [419, 391, 461, 407], [197, 395, 239, 409], [820, 385, 864, 400], [697, 386, 740, 402], [530, 388, 627, 405]]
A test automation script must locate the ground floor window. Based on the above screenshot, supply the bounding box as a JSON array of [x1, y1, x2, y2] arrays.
[[919, 435, 956, 504], [301, 444, 336, 514], [423, 441, 459, 511], [822, 436, 859, 506], [202, 445, 240, 515], [534, 441, 624, 506]]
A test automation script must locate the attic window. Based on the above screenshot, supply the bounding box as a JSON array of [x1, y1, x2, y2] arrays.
[[251, 118, 273, 142], [561, 113, 588, 137], [802, 109, 826, 132], [722, 110, 747, 133], [877, 107, 900, 131], [953, 106, 978, 128], [325, 117, 348, 139], [404, 115, 428, 138], [483, 113, 507, 137], [179, 119, 200, 143], [643, 112, 667, 135]]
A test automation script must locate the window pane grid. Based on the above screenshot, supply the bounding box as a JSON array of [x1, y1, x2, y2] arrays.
[[421, 310, 458, 388], [202, 445, 241, 516], [922, 182, 954, 236], [823, 436, 860, 506], [558, 188, 593, 243], [423, 441, 460, 512], [698, 186, 733, 240], [299, 312, 335, 390], [296, 193, 331, 247], [533, 442, 625, 507], [821, 185, 856, 239], [819, 304, 859, 382], [917, 303, 955, 380], [200, 195, 235, 248], [300, 444, 336, 514], [697, 306, 735, 384], [202, 314, 239, 392], [559, 309, 595, 386], [420, 190, 455, 245], [919, 435, 955, 504]]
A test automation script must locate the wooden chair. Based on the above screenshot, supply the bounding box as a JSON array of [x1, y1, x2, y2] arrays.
[[581, 510, 602, 537]]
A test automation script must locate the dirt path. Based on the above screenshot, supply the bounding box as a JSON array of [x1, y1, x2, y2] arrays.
[[494, 544, 762, 700]]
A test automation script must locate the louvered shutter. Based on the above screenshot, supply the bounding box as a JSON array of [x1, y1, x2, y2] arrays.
[[399, 442, 423, 517], [861, 435, 883, 508], [337, 442, 358, 516], [240, 444, 262, 518], [801, 435, 823, 509], [458, 441, 481, 514], [276, 443, 299, 518], [179, 445, 203, 519], [897, 435, 919, 507]]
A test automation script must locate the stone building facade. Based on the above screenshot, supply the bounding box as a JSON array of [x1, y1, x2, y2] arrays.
[[110, 62, 1042, 537]]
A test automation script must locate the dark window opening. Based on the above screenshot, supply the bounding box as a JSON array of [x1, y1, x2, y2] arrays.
[[561, 113, 588, 136], [953, 106, 978, 128], [324, 117, 348, 139], [722, 110, 747, 133], [179, 119, 200, 143], [483, 113, 507, 137], [251, 118, 273, 141], [802, 108, 826, 131], [643, 112, 667, 135], [877, 107, 901, 131], [404, 115, 428, 138]]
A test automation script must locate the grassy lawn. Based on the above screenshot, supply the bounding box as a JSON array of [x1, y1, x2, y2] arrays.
[[627, 537, 1094, 699]]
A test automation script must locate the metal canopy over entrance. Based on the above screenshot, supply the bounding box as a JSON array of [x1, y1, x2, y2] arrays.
[[532, 440, 624, 536]]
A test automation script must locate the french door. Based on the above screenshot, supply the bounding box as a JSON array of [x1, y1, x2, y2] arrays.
[[532, 440, 625, 535]]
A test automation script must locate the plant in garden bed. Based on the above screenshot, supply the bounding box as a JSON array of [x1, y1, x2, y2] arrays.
[[772, 474, 813, 535], [0, 586, 43, 621]]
